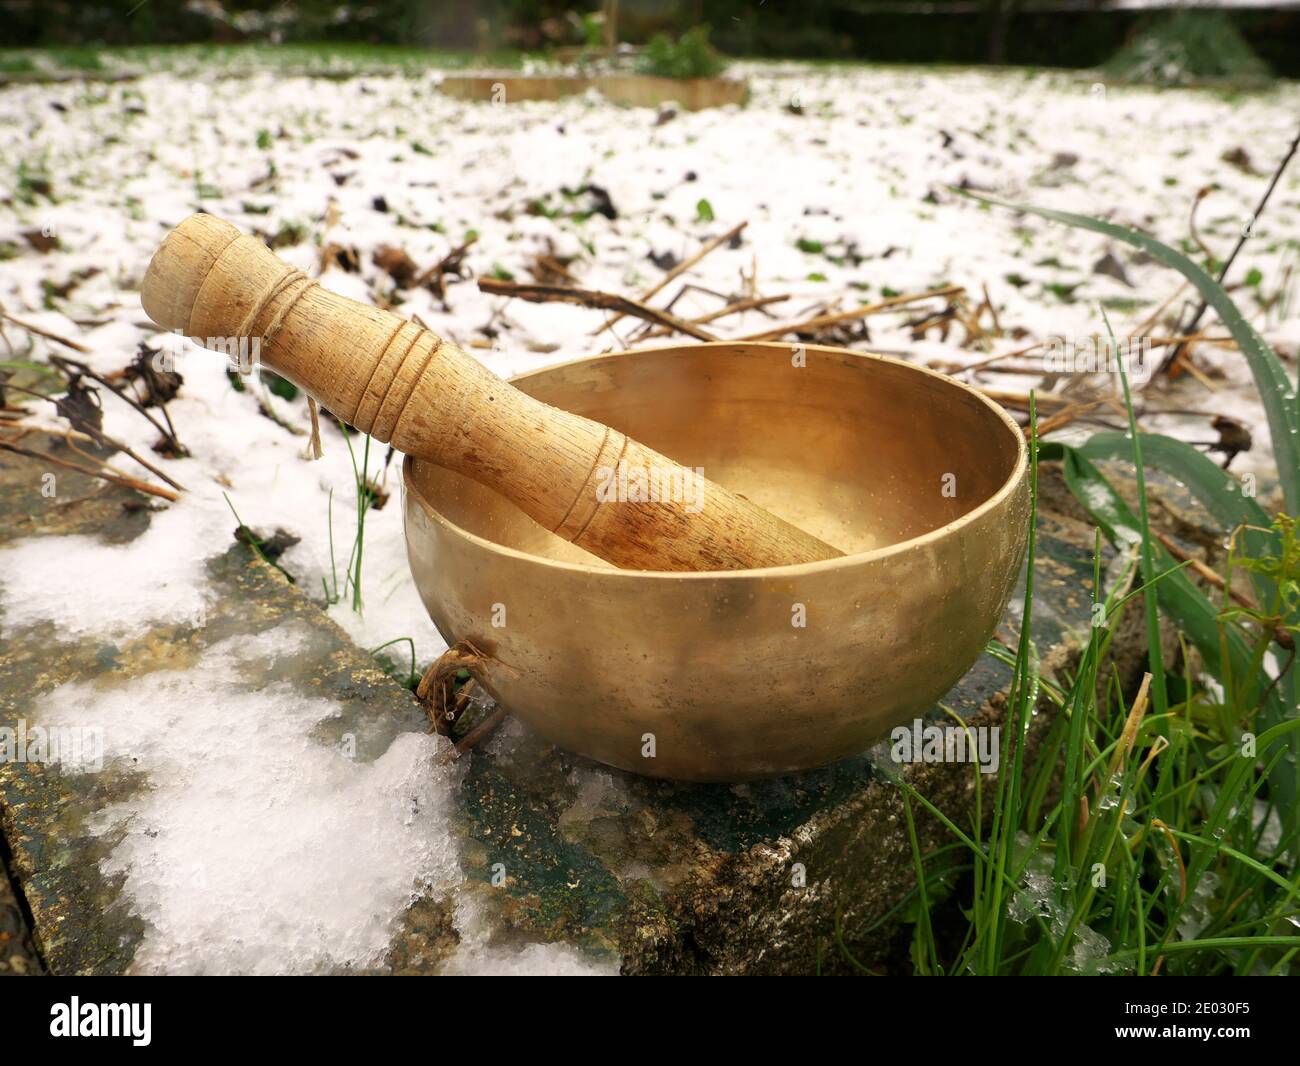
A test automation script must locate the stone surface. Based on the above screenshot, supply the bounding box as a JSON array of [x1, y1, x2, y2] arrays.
[[0, 440, 1219, 974], [0, 851, 41, 976]]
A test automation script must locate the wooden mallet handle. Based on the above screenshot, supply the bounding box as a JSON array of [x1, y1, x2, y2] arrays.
[[140, 214, 842, 572]]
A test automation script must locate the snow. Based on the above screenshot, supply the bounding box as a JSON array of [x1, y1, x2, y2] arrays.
[[0, 501, 221, 639], [1, 58, 1297, 974], [441, 895, 619, 976], [27, 625, 465, 974]]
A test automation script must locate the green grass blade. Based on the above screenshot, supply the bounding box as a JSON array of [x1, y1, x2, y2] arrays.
[[964, 191, 1299, 513], [1075, 431, 1277, 605], [1041, 439, 1296, 825], [1107, 309, 1168, 723]]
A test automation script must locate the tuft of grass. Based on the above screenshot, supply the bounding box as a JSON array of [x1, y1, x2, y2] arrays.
[[337, 422, 374, 615], [876, 196, 1298, 974], [881, 419, 1298, 973]]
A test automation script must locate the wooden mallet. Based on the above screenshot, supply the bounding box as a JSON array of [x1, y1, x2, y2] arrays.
[[140, 214, 842, 572]]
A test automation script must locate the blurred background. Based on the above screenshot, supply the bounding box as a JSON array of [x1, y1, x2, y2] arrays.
[[1, 0, 1298, 77]]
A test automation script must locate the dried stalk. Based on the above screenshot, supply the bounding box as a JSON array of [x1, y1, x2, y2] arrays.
[[413, 235, 478, 301], [6, 380, 185, 492], [593, 220, 747, 335], [738, 285, 964, 342], [1034, 400, 1106, 437], [637, 292, 790, 340], [479, 278, 719, 341], [0, 310, 89, 353], [0, 439, 179, 501], [1160, 122, 1300, 376], [977, 387, 1071, 411], [50, 353, 185, 459]]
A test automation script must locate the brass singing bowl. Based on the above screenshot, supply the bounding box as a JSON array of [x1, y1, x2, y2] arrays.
[[403, 342, 1030, 781]]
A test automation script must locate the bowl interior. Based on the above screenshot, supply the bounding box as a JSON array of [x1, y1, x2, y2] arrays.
[[408, 343, 1022, 567]]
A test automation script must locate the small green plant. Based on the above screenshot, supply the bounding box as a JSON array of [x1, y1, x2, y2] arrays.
[[1105, 10, 1272, 87], [338, 423, 375, 614], [262, 370, 299, 402], [45, 47, 103, 72], [578, 12, 605, 50], [269, 219, 308, 250], [1218, 514, 1299, 714], [15, 160, 53, 206], [0, 52, 36, 75], [638, 27, 726, 81], [223, 492, 296, 584], [193, 169, 221, 201], [371, 637, 420, 690]]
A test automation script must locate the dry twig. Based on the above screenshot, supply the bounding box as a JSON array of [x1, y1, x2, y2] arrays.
[[593, 220, 747, 335], [479, 278, 720, 341], [413, 235, 478, 304], [0, 439, 179, 501], [738, 285, 964, 342], [0, 310, 89, 353], [637, 292, 791, 340]]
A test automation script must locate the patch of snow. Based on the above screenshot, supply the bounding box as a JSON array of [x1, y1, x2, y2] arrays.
[[0, 498, 224, 640], [442, 896, 619, 976], [30, 626, 464, 974]]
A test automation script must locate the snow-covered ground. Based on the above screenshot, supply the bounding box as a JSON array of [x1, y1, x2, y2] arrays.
[[0, 61, 1295, 973]]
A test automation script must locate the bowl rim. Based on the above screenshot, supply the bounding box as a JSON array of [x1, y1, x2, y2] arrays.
[[403, 341, 1030, 581]]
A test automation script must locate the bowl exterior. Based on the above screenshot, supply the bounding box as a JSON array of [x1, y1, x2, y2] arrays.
[[401, 344, 1029, 782], [404, 466, 1027, 781]]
